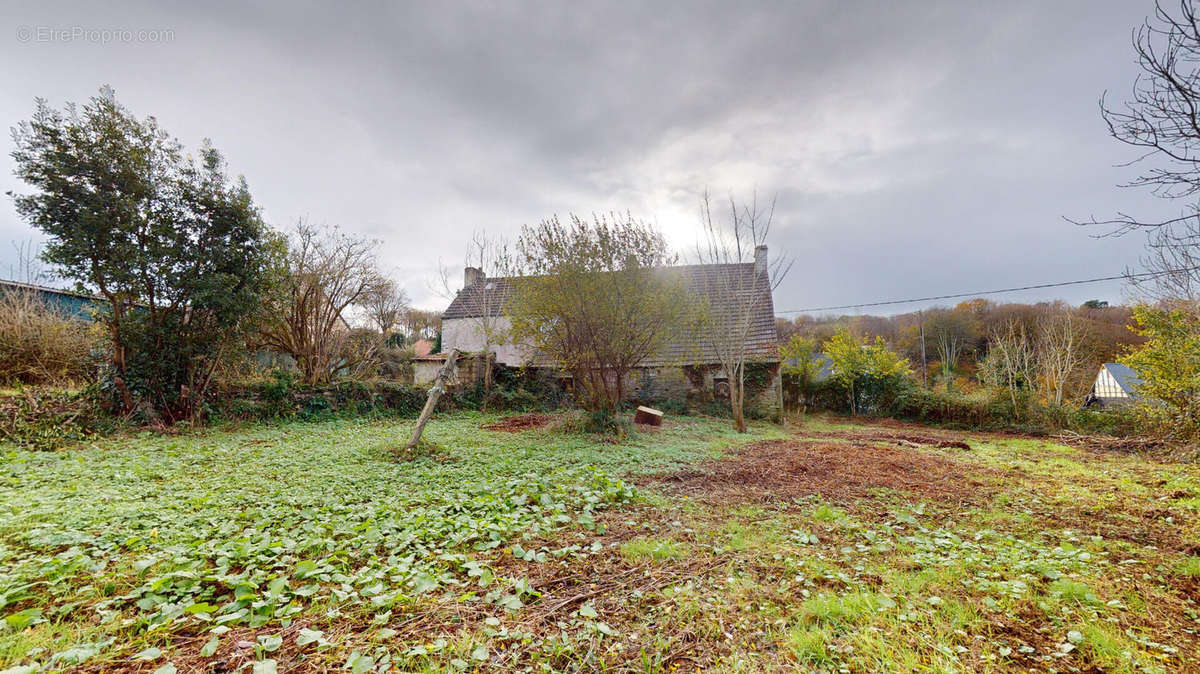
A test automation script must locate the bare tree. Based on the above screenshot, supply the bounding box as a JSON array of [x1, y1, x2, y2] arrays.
[[1129, 219, 1200, 303], [1075, 1, 1200, 300], [924, 308, 979, 387], [365, 279, 410, 337], [402, 309, 441, 342], [258, 221, 390, 385], [980, 321, 1035, 414], [1036, 308, 1088, 406], [437, 231, 509, 393], [8, 240, 52, 285], [695, 191, 793, 432]]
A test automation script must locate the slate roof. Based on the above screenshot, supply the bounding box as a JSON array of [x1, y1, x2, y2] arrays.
[[441, 263, 779, 367], [442, 278, 514, 320], [1103, 362, 1144, 397]]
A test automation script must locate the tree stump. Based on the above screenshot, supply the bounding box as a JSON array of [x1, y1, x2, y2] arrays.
[[633, 405, 663, 426]]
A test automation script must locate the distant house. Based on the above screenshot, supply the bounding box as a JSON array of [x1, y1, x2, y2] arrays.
[[1085, 363, 1143, 407], [0, 279, 105, 319], [439, 246, 782, 413], [411, 353, 446, 386]]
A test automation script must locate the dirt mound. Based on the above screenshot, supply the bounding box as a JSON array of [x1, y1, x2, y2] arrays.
[[649, 439, 991, 504], [482, 413, 553, 432]]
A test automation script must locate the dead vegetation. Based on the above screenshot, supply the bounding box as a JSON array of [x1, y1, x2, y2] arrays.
[[481, 413, 553, 432], [1052, 429, 1179, 456], [649, 438, 994, 505]]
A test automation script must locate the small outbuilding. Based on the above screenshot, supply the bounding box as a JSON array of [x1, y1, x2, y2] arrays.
[[1085, 362, 1143, 408]]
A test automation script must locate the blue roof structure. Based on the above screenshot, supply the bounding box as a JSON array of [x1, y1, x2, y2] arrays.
[[0, 279, 106, 320], [1103, 362, 1144, 397], [784, 352, 834, 382]]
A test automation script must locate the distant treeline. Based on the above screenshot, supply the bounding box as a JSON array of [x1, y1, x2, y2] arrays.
[[777, 299, 1140, 402]]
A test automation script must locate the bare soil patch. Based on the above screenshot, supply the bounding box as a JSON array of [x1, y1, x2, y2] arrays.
[[482, 413, 553, 432], [648, 438, 993, 505]]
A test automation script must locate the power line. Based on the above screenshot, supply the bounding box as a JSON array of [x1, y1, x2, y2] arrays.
[[776, 267, 1194, 315]]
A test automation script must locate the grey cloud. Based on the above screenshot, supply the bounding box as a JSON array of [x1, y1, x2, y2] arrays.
[[0, 1, 1163, 311]]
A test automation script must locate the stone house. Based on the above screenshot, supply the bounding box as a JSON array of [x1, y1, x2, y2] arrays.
[[438, 246, 782, 415]]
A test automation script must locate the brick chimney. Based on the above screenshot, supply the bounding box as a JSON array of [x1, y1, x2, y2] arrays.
[[464, 266, 483, 287], [754, 245, 768, 277]]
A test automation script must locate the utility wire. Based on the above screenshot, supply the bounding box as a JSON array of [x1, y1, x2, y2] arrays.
[[776, 267, 1197, 314]]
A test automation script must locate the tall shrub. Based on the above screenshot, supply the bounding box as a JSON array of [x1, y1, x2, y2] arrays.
[[0, 288, 95, 385], [825, 329, 912, 414], [1122, 305, 1200, 444]]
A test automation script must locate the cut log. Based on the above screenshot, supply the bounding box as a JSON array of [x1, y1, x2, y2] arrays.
[[633, 405, 663, 426], [405, 349, 459, 450]]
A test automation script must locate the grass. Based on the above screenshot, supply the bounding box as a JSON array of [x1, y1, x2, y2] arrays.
[[0, 411, 1198, 672]]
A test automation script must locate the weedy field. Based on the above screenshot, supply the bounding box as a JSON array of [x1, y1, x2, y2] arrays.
[[0, 413, 1198, 673]]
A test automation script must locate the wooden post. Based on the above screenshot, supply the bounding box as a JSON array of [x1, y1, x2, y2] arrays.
[[406, 349, 459, 450]]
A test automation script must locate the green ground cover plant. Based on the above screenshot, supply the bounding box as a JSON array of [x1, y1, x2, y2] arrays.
[[0, 413, 757, 671], [0, 411, 1197, 672]]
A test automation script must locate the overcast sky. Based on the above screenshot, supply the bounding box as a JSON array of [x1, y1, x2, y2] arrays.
[[0, 1, 1177, 314]]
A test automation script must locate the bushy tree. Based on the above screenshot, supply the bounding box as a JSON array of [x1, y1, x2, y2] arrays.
[[824, 329, 912, 415], [9, 87, 277, 421], [506, 213, 695, 412], [780, 334, 820, 411], [1122, 305, 1200, 442]]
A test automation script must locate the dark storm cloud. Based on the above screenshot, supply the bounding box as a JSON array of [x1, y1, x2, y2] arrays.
[[0, 1, 1164, 312]]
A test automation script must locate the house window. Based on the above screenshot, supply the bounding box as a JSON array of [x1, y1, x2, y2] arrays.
[[713, 377, 730, 400]]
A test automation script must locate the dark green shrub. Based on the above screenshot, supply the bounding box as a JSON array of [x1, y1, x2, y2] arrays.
[[0, 387, 118, 450], [551, 408, 632, 440]]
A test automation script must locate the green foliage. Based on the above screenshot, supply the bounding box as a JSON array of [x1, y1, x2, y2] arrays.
[[466, 365, 566, 413], [506, 213, 696, 412], [618, 538, 685, 562], [0, 413, 749, 668], [780, 335, 817, 378], [550, 409, 633, 440], [880, 386, 1133, 435], [1122, 305, 1200, 444], [9, 87, 278, 422], [0, 388, 117, 450], [824, 329, 913, 414], [210, 379, 432, 423]]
